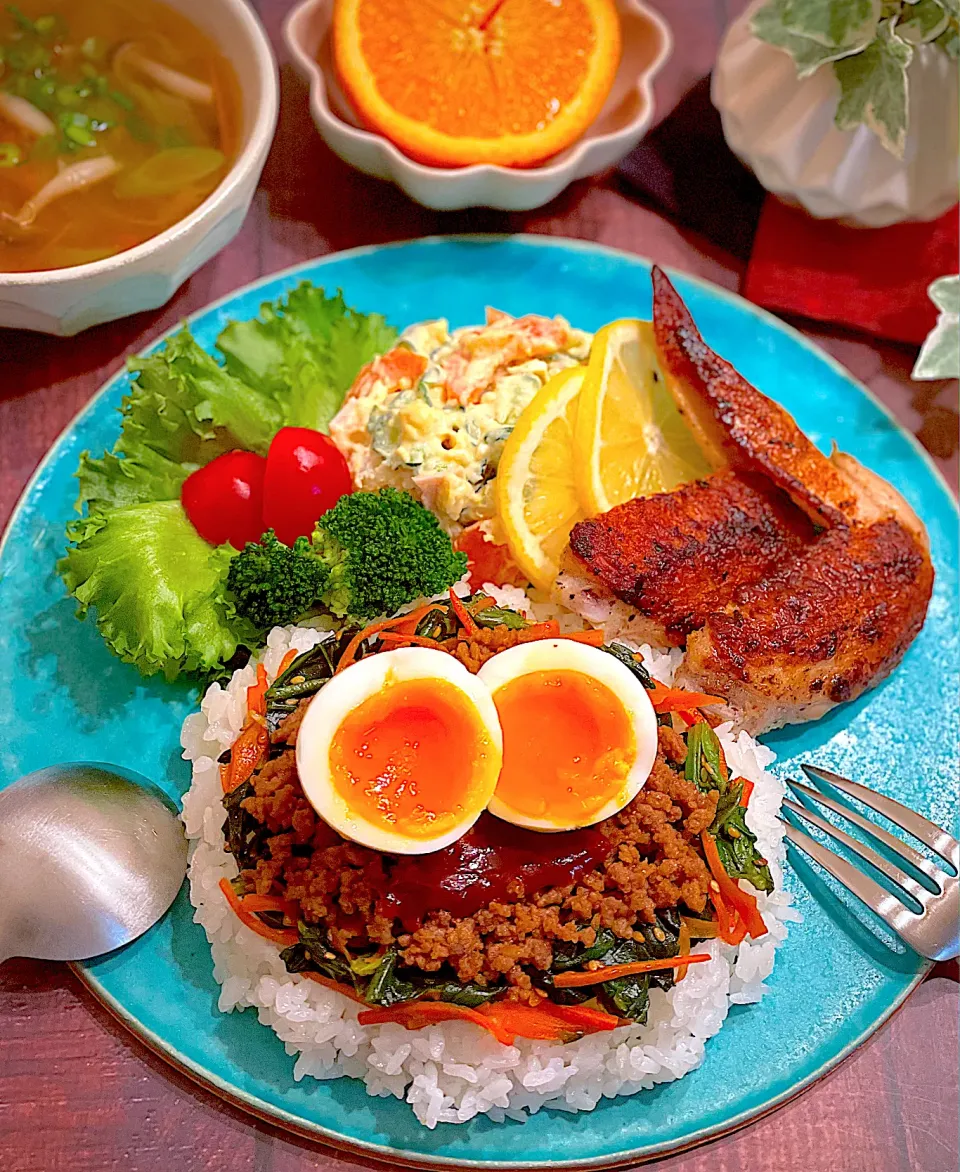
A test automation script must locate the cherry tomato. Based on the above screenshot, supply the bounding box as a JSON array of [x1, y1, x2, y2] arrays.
[[455, 522, 527, 588], [262, 427, 353, 545], [181, 449, 267, 548]]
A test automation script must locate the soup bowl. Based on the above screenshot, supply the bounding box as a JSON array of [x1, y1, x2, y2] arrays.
[[0, 0, 278, 336]]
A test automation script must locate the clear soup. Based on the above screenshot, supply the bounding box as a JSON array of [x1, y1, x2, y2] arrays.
[[0, 0, 242, 272]]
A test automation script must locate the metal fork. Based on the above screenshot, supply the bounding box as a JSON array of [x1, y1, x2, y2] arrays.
[[780, 764, 959, 962]]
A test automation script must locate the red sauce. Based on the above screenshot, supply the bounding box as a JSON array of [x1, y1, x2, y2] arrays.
[[380, 813, 610, 931]]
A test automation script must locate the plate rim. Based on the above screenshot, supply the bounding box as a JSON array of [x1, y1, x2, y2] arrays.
[[3, 233, 952, 1168]]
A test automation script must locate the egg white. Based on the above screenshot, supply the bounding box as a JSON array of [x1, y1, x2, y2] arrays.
[[295, 647, 503, 855], [476, 639, 658, 832]]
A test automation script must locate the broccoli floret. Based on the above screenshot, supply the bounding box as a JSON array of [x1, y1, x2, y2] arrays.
[[314, 488, 467, 620], [227, 530, 329, 630]]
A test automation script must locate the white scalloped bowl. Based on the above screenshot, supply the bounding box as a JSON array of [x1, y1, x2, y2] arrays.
[[713, 2, 959, 227], [283, 0, 672, 212], [0, 0, 278, 336]]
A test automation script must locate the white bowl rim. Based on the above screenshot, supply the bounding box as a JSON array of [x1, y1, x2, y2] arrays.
[[282, 0, 673, 185], [1, 0, 279, 288]]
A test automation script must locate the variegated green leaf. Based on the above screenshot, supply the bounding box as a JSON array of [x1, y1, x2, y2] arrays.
[[898, 0, 951, 41], [782, 0, 882, 47], [913, 277, 959, 380], [935, 19, 960, 54], [929, 275, 960, 316], [834, 20, 913, 155], [752, 0, 871, 74]]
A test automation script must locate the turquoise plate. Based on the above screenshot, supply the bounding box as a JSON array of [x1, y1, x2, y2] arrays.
[[0, 237, 956, 1168]]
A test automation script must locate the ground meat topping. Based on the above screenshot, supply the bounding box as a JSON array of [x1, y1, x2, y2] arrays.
[[235, 737, 716, 1004]]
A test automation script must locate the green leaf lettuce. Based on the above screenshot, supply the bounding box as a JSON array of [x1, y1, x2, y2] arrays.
[[217, 284, 398, 432], [61, 282, 398, 680], [59, 499, 255, 680]]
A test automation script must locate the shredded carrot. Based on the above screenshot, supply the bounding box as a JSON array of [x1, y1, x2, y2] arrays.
[[240, 894, 301, 922], [676, 918, 691, 982], [701, 831, 767, 939], [470, 596, 496, 614], [357, 997, 621, 1044], [520, 620, 561, 640], [530, 1002, 625, 1033], [740, 779, 754, 807], [276, 647, 301, 678], [648, 681, 726, 713], [448, 588, 479, 635], [337, 619, 395, 672], [710, 884, 737, 944], [219, 878, 299, 948], [712, 887, 748, 945], [222, 717, 269, 793], [336, 605, 440, 672], [478, 1002, 578, 1043], [377, 632, 442, 650], [301, 970, 368, 1005], [247, 662, 269, 717], [551, 955, 711, 988], [357, 1000, 513, 1045], [391, 602, 445, 636], [677, 709, 700, 727], [557, 629, 606, 646]]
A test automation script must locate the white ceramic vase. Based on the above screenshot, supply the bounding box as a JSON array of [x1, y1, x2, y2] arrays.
[[712, 3, 959, 227]]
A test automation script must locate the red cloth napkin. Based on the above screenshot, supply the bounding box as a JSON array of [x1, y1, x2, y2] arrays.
[[744, 198, 959, 346]]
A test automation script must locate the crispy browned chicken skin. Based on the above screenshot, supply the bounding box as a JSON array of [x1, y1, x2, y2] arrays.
[[678, 518, 934, 730], [557, 268, 934, 734], [564, 471, 815, 647]]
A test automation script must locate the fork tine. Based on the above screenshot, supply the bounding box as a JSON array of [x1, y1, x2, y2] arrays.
[[802, 764, 960, 870], [782, 795, 934, 905], [780, 819, 919, 937], [787, 779, 946, 886]]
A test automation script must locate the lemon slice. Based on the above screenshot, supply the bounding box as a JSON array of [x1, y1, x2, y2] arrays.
[[574, 319, 714, 514], [496, 366, 586, 591]]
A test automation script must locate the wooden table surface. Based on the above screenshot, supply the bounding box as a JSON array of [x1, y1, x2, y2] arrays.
[[1, 2, 957, 1170]]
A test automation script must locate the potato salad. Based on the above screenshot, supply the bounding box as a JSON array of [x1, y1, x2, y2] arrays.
[[329, 310, 591, 533]]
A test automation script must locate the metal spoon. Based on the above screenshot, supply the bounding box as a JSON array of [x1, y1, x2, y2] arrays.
[[0, 764, 187, 964]]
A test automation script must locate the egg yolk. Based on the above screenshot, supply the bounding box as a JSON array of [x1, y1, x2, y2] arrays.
[[491, 670, 636, 825], [328, 677, 496, 840]]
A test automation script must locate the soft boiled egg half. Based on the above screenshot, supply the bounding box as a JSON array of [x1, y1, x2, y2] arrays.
[[296, 648, 502, 854], [477, 640, 658, 832]]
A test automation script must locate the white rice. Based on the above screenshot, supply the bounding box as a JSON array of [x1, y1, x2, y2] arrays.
[[180, 609, 799, 1130]]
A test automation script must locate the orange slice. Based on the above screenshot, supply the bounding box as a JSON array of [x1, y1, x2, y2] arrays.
[[332, 0, 622, 169]]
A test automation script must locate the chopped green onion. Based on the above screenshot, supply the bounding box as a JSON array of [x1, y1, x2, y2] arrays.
[[64, 122, 95, 145], [56, 84, 81, 107], [0, 141, 21, 166], [6, 5, 36, 34], [110, 89, 135, 112], [34, 14, 55, 34]]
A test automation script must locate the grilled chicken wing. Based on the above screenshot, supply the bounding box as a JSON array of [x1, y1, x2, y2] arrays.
[[559, 471, 814, 647], [651, 267, 859, 528], [677, 518, 934, 732], [555, 267, 934, 734]]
